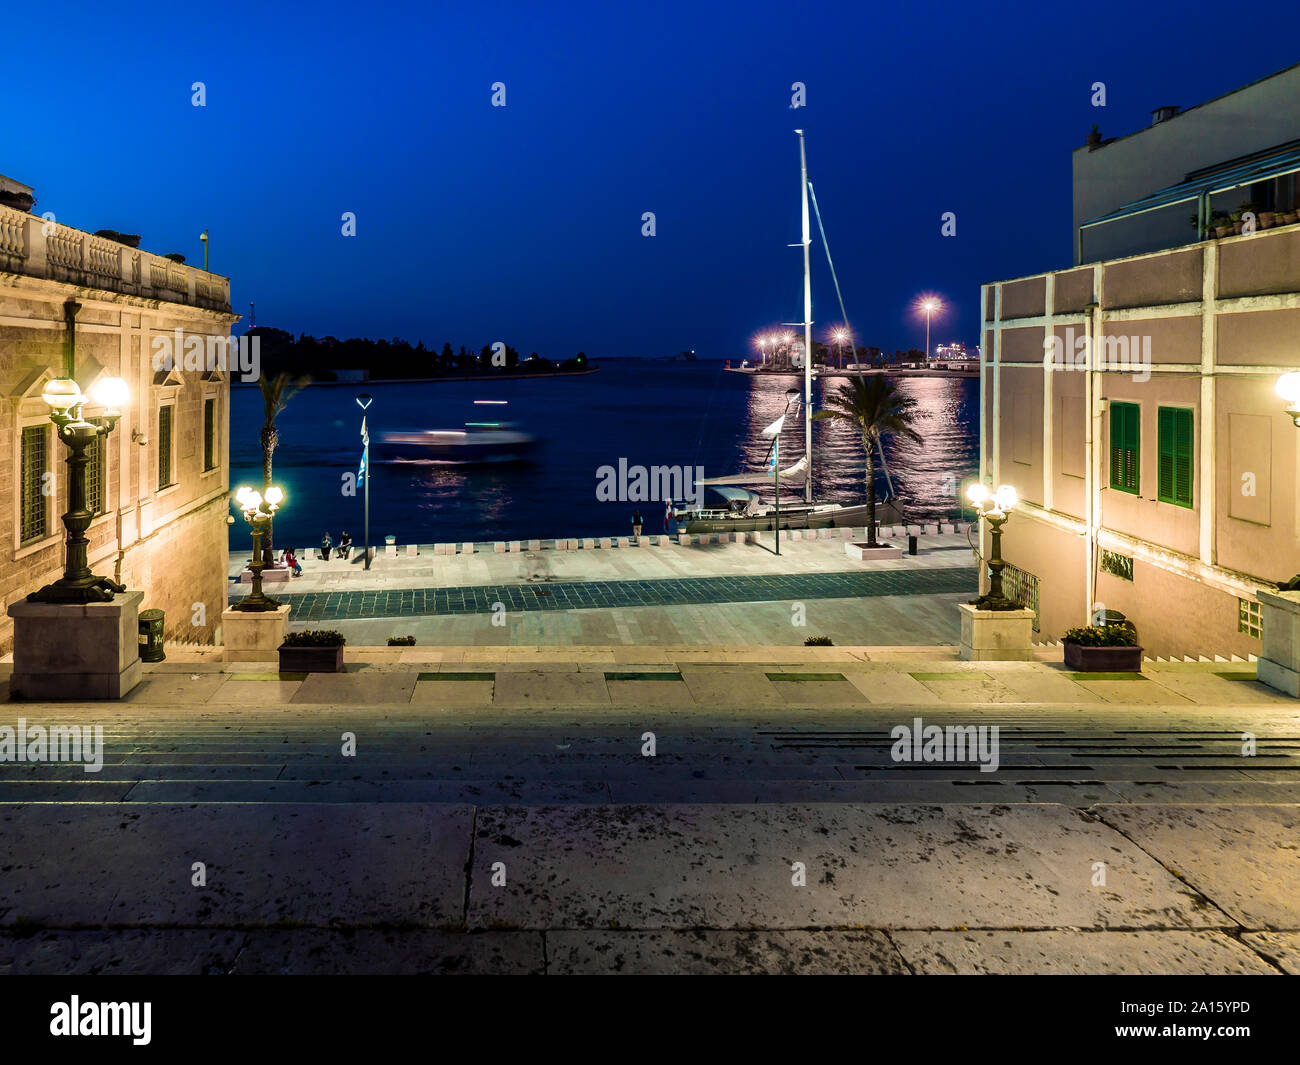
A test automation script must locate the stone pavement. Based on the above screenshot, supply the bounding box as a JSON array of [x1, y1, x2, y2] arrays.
[[1, 651, 1298, 973], [232, 532, 978, 646]]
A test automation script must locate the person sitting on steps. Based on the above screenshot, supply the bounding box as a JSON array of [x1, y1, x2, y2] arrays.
[[338, 531, 353, 560], [321, 531, 332, 560]]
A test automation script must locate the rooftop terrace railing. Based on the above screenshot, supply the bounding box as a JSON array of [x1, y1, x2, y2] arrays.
[[0, 204, 231, 313]]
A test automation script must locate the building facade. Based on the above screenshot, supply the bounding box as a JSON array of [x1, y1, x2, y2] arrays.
[[980, 224, 1300, 659], [0, 193, 237, 654]]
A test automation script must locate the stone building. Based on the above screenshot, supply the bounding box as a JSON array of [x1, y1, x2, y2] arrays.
[[980, 67, 1300, 659], [0, 180, 237, 654]]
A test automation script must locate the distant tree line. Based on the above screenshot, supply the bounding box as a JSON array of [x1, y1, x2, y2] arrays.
[[247, 327, 593, 381], [811, 343, 929, 368]]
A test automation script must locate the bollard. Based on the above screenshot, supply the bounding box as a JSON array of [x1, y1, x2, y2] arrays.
[[908, 535, 918, 555]]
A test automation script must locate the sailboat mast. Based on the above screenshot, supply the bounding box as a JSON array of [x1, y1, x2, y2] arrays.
[[798, 129, 813, 504]]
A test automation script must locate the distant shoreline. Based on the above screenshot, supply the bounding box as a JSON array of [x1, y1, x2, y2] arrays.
[[232, 367, 602, 387]]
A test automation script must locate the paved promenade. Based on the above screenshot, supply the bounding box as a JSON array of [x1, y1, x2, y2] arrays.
[[230, 532, 977, 645], [2, 652, 1297, 974]]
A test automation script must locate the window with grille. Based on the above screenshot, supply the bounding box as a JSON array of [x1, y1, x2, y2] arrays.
[[158, 405, 174, 490], [1238, 598, 1262, 640], [1100, 549, 1133, 581], [203, 397, 217, 472], [1001, 563, 1040, 631], [85, 431, 105, 515], [21, 424, 48, 543], [1108, 401, 1139, 494], [1157, 406, 1194, 508]]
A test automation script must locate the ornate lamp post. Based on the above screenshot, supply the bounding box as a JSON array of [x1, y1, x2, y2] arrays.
[[966, 482, 1019, 610], [232, 485, 284, 611], [28, 375, 130, 604]]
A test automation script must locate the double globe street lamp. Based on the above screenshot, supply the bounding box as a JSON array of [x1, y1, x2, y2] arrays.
[[232, 485, 284, 611], [966, 482, 1019, 610], [29, 374, 131, 604]]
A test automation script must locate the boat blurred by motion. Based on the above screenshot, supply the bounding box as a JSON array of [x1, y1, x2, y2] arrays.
[[377, 403, 537, 465]]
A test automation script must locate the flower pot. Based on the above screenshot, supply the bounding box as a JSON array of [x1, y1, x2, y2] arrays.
[[1063, 640, 1143, 672], [1260, 212, 1275, 229], [277, 643, 345, 673], [1214, 225, 1232, 238]]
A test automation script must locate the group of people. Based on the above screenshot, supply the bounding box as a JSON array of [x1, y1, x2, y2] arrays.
[[320, 531, 354, 561], [270, 531, 355, 579]]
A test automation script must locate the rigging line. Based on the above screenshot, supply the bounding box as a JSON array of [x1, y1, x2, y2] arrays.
[[808, 180, 851, 332]]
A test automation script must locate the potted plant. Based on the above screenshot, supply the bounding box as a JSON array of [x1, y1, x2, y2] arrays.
[[279, 629, 346, 672], [1212, 211, 1233, 238], [1062, 620, 1143, 672], [1086, 124, 1102, 148], [387, 635, 416, 646], [1259, 209, 1276, 229], [93, 229, 142, 248], [164, 252, 186, 263]]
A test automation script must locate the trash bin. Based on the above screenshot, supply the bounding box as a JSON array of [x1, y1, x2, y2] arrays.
[[908, 535, 918, 556], [138, 609, 165, 663]]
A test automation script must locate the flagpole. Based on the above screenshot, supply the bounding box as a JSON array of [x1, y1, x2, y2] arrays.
[[357, 393, 373, 570]]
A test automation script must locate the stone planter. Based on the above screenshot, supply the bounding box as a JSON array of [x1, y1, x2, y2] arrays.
[[1063, 640, 1143, 672], [277, 644, 345, 673]]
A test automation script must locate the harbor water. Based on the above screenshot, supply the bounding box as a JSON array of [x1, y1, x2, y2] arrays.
[[229, 361, 979, 550]]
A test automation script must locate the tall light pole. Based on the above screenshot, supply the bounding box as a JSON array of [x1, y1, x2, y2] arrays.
[[833, 328, 849, 371], [921, 298, 940, 359], [200, 230, 209, 272], [357, 393, 373, 569]]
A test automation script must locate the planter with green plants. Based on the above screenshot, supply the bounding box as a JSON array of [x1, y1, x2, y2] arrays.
[[278, 629, 346, 672], [387, 635, 416, 646], [1086, 124, 1102, 148], [1062, 620, 1142, 672]]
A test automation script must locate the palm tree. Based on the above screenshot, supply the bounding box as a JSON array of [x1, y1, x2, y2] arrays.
[[257, 371, 310, 564], [812, 376, 922, 546]]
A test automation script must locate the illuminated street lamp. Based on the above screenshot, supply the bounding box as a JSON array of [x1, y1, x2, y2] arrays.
[[199, 229, 209, 272], [28, 374, 130, 603], [232, 485, 284, 611], [832, 327, 850, 370], [966, 482, 1019, 610], [920, 297, 941, 359]]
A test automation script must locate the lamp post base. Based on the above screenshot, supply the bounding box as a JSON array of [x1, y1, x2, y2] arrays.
[[27, 574, 126, 605], [969, 593, 1021, 612], [7, 589, 144, 700]]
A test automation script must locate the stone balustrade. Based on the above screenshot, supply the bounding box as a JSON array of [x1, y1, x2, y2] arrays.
[[0, 204, 231, 312]]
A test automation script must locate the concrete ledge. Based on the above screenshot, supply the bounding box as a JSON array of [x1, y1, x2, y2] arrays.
[[846, 541, 904, 561]]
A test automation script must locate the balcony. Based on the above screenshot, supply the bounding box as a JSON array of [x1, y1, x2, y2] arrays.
[[0, 204, 231, 313]]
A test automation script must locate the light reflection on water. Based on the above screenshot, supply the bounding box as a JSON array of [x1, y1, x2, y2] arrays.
[[230, 362, 978, 547]]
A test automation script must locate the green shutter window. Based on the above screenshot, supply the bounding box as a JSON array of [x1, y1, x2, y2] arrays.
[[1157, 407, 1194, 508], [1109, 402, 1139, 494], [158, 405, 174, 490], [203, 398, 216, 472]]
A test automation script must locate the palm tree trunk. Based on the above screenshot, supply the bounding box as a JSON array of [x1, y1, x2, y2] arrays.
[[864, 432, 877, 546], [261, 423, 276, 566]]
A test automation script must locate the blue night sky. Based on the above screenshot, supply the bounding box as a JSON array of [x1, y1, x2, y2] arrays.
[[7, 1, 1296, 358]]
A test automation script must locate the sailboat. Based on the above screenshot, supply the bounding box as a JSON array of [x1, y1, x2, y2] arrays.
[[678, 131, 906, 534]]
